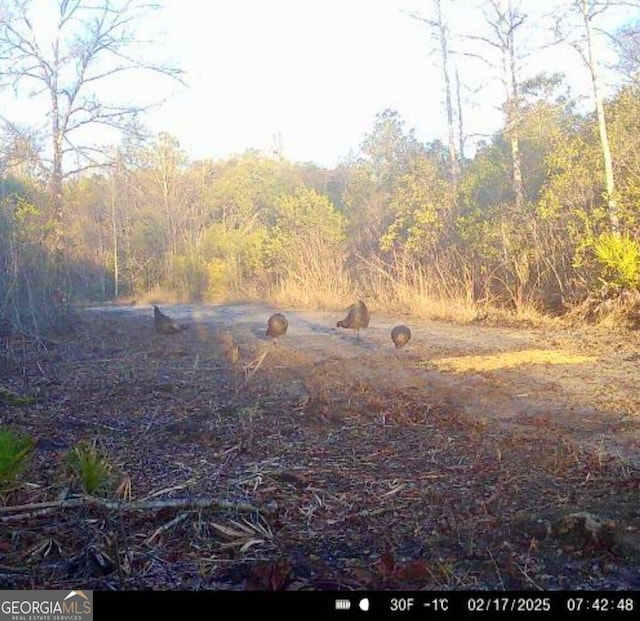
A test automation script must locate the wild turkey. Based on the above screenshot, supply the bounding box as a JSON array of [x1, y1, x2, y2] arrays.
[[391, 325, 411, 349], [153, 305, 187, 335], [266, 312, 288, 344], [337, 300, 370, 340]]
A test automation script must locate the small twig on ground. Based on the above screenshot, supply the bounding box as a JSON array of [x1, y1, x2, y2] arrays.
[[146, 512, 189, 545], [67, 415, 120, 432], [143, 411, 159, 434], [239, 350, 269, 389], [140, 483, 190, 501], [486, 547, 506, 590], [0, 496, 277, 522], [0, 564, 30, 574]]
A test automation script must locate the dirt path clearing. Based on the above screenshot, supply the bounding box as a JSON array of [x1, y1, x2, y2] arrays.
[[96, 302, 640, 466]]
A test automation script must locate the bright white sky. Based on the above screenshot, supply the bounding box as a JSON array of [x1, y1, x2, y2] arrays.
[[148, 0, 438, 165], [2, 0, 638, 168], [142, 0, 636, 166]]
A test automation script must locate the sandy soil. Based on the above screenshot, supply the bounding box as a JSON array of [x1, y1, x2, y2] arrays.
[[1, 302, 639, 590], [122, 302, 640, 465]]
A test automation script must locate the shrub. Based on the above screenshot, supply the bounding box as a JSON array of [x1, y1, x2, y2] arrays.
[[66, 440, 113, 496], [594, 232, 640, 290], [0, 427, 35, 486]]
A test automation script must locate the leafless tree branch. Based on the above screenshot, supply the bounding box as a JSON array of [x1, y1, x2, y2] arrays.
[[0, 0, 185, 219]]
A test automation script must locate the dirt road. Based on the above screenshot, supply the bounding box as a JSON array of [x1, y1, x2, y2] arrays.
[[100, 302, 640, 466]]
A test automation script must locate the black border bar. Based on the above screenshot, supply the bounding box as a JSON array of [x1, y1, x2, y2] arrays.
[[95, 590, 639, 620]]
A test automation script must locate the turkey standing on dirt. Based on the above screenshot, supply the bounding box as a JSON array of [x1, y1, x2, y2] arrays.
[[266, 312, 288, 345], [337, 300, 370, 340], [153, 305, 187, 335], [391, 325, 411, 350]]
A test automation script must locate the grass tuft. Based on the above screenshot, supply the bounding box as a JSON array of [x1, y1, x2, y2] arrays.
[[66, 440, 113, 496]]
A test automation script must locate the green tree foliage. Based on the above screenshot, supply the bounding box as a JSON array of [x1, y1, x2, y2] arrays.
[[205, 152, 296, 231], [1, 2, 639, 325], [3, 75, 640, 320], [200, 224, 268, 297], [266, 186, 345, 272], [342, 110, 425, 258], [196, 153, 300, 296], [263, 186, 349, 304], [457, 86, 584, 310], [380, 148, 454, 261], [606, 85, 640, 233]]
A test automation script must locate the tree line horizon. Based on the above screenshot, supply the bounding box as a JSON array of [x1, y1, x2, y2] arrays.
[[1, 0, 640, 333]]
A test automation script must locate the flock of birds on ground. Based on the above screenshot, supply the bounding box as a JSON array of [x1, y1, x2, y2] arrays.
[[153, 301, 412, 350]]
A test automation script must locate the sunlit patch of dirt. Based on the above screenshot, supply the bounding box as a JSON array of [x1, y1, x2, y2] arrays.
[[431, 349, 596, 372]]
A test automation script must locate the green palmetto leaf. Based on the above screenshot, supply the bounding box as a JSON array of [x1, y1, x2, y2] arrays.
[[66, 440, 113, 496], [594, 232, 640, 289], [0, 428, 35, 485]]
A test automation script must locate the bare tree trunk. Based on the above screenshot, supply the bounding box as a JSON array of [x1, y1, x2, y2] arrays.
[[110, 176, 119, 299], [455, 65, 465, 161], [51, 126, 64, 225], [506, 1, 524, 211], [579, 0, 619, 233], [434, 0, 459, 182], [49, 29, 63, 226], [487, 0, 525, 211], [409, 1, 460, 179]]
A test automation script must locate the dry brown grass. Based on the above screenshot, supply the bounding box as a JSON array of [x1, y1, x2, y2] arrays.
[[130, 254, 554, 331], [265, 261, 552, 328], [269, 253, 354, 310], [564, 288, 640, 330], [134, 287, 191, 306], [366, 261, 560, 328], [263, 255, 481, 319], [270, 272, 354, 310], [354, 258, 479, 322]]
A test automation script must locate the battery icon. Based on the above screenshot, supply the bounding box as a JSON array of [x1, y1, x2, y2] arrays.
[[335, 599, 351, 610]]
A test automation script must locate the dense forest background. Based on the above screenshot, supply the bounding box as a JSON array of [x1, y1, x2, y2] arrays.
[[1, 0, 640, 334]]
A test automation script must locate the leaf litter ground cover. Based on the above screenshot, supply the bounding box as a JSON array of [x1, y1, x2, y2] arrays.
[[0, 305, 639, 590]]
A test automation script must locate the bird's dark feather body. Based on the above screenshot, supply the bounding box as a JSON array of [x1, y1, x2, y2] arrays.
[[267, 313, 288, 339], [337, 300, 369, 338], [153, 305, 187, 335], [391, 325, 411, 349]]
